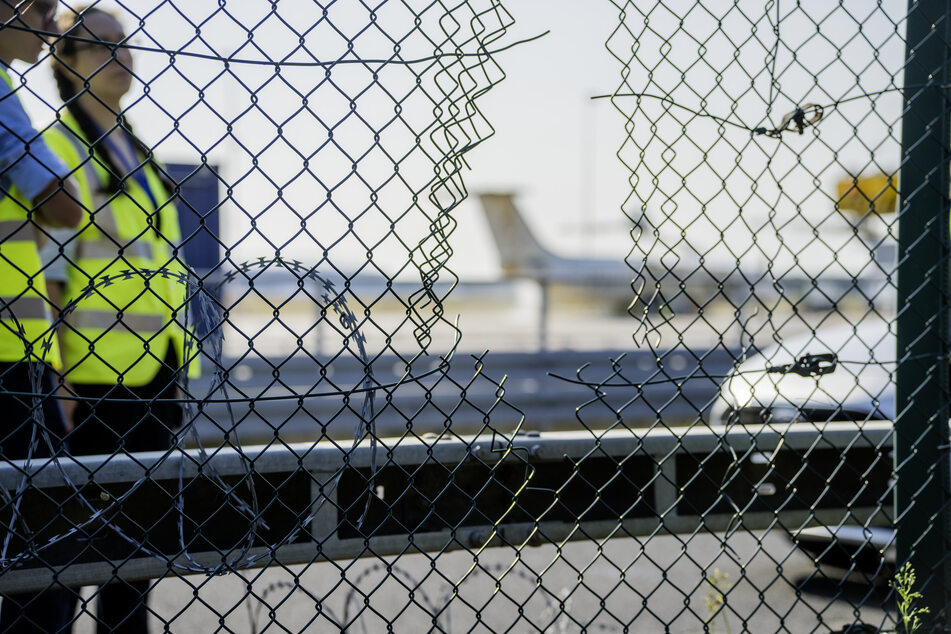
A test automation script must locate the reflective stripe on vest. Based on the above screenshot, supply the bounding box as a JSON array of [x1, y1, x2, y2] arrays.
[[0, 220, 38, 244], [51, 120, 178, 384], [0, 226, 57, 367], [67, 310, 164, 333], [0, 295, 50, 322], [79, 237, 154, 261]]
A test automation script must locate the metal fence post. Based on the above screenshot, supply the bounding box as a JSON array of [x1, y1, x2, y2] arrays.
[[897, 0, 951, 624]]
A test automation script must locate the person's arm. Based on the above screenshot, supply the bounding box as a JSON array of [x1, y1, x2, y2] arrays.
[[0, 75, 82, 228], [32, 176, 82, 228]]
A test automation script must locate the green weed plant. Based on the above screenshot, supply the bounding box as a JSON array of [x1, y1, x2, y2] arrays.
[[890, 562, 929, 634]]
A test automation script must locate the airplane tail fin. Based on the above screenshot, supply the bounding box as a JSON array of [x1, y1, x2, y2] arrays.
[[477, 193, 553, 277]]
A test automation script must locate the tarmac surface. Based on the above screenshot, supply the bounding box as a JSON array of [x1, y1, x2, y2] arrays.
[[70, 531, 891, 633]]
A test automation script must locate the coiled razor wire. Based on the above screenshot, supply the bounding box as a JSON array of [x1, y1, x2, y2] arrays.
[[0, 269, 907, 574], [334, 559, 617, 633], [244, 578, 338, 634], [0, 268, 257, 571], [0, 257, 397, 573]]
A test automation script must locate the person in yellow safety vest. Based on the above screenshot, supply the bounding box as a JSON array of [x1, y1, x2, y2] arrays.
[[0, 1, 84, 632], [42, 7, 198, 632]]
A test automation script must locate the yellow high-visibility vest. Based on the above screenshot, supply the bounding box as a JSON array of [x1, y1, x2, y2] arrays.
[[44, 113, 196, 385], [0, 68, 59, 367]]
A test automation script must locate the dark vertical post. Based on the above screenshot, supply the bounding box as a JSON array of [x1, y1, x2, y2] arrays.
[[897, 0, 951, 625]]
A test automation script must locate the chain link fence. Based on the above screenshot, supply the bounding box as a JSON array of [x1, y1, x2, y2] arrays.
[[0, 0, 945, 631]]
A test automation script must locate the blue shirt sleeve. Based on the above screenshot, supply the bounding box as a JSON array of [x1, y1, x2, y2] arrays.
[[0, 73, 69, 202]]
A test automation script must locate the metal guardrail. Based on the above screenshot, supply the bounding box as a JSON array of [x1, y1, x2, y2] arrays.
[[0, 421, 892, 593]]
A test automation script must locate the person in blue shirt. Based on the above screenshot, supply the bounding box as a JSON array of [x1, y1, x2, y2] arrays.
[[0, 1, 80, 225], [0, 1, 83, 632]]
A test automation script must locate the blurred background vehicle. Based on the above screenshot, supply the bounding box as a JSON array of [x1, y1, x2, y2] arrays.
[[711, 321, 896, 578]]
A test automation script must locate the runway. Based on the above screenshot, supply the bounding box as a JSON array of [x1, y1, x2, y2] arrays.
[[184, 347, 739, 445]]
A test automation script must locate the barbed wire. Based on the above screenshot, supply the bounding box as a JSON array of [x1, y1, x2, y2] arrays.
[[546, 352, 915, 392], [0, 258, 387, 573], [592, 86, 912, 138], [6, 22, 549, 68]]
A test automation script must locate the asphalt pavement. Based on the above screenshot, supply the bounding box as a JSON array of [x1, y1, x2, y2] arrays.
[[185, 348, 738, 445], [70, 530, 891, 633]]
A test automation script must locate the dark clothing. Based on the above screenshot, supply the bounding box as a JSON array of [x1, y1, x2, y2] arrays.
[[0, 361, 67, 460], [68, 352, 181, 634], [0, 362, 73, 633], [69, 357, 182, 456], [86, 581, 149, 634], [0, 588, 73, 633]]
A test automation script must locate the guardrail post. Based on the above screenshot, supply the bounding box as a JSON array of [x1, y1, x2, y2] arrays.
[[896, 0, 951, 625]]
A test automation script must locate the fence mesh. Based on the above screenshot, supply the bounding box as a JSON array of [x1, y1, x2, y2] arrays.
[[0, 0, 944, 632]]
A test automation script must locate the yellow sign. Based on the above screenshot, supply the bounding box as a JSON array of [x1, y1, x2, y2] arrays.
[[836, 173, 897, 215]]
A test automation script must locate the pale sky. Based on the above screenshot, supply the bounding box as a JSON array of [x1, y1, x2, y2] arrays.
[[16, 0, 907, 282]]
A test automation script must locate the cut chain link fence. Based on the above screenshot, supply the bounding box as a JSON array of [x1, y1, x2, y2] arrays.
[[0, 0, 944, 632]]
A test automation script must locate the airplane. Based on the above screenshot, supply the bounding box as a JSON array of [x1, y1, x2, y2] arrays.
[[475, 192, 894, 317], [475, 192, 725, 315]]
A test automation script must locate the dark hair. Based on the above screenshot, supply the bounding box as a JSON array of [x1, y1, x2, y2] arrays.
[[51, 6, 173, 200]]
